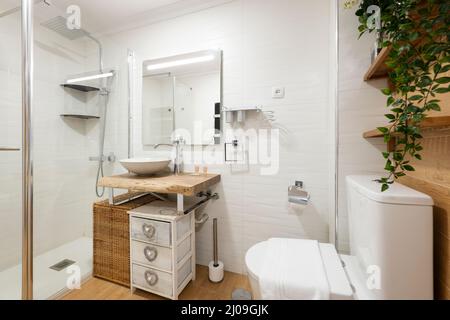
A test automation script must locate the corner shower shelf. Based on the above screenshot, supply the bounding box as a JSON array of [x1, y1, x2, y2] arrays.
[[363, 116, 450, 138], [60, 114, 100, 120], [61, 84, 100, 92]]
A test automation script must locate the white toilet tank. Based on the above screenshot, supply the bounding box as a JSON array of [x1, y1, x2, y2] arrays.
[[346, 175, 434, 300]]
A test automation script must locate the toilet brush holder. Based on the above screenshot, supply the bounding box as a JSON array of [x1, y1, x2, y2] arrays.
[[209, 218, 224, 282]]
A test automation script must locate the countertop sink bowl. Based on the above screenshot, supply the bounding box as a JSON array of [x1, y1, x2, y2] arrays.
[[120, 158, 171, 175]]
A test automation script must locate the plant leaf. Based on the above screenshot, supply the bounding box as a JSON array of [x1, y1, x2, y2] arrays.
[[435, 77, 450, 84], [428, 103, 441, 111], [409, 95, 423, 101], [381, 88, 392, 96], [403, 165, 415, 172], [434, 87, 450, 94], [377, 127, 389, 134], [387, 96, 395, 106]]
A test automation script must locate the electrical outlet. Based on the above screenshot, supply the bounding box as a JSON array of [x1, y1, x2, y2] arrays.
[[272, 86, 285, 99]]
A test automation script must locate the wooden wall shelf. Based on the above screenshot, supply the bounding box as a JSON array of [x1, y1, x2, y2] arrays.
[[363, 116, 450, 139], [364, 46, 391, 81]]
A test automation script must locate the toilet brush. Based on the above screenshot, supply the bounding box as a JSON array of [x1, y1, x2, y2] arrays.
[[209, 218, 224, 282]]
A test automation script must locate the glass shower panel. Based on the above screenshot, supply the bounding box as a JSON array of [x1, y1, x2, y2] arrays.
[[32, 2, 128, 299], [0, 0, 23, 300]]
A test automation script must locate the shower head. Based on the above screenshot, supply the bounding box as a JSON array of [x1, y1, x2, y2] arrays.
[[40, 16, 89, 40], [41, 16, 105, 72]]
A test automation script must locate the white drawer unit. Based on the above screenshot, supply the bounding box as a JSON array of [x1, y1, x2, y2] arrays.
[[129, 201, 195, 300]]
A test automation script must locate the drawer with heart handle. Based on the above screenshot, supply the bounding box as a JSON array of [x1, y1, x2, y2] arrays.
[[132, 257, 192, 298], [132, 264, 173, 297], [130, 217, 171, 247], [131, 241, 172, 271], [132, 235, 191, 272]]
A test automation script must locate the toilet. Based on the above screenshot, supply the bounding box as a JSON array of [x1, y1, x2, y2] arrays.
[[246, 175, 434, 300], [246, 240, 354, 300]]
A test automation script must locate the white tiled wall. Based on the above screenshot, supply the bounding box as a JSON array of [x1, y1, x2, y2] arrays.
[[337, 1, 388, 252], [0, 0, 386, 278], [109, 0, 336, 274], [0, 11, 22, 271]]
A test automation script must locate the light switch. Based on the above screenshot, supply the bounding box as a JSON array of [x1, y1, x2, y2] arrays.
[[272, 86, 285, 99]]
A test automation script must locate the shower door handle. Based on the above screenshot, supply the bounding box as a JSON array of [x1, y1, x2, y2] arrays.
[[0, 147, 21, 151]]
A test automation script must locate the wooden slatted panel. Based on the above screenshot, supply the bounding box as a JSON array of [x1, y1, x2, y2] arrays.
[[399, 175, 450, 300]]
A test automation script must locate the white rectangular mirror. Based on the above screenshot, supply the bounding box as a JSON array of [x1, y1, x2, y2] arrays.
[[142, 49, 222, 145]]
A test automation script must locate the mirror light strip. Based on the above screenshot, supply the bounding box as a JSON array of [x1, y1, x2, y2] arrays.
[[146, 55, 215, 71]]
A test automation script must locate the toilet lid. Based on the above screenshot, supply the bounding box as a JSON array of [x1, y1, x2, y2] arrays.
[[245, 240, 353, 300]]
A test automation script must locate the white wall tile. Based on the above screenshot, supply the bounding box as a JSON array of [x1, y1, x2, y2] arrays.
[[109, 0, 335, 274], [337, 1, 388, 252], [1, 0, 340, 276]]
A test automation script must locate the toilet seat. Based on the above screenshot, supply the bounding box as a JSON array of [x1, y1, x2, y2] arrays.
[[245, 240, 354, 300], [245, 241, 266, 282]]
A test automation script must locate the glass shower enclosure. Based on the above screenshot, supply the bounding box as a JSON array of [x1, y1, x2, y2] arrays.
[[0, 0, 129, 299], [0, 0, 24, 300]]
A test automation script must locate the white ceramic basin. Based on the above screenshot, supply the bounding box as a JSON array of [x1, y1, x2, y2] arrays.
[[120, 158, 171, 175]]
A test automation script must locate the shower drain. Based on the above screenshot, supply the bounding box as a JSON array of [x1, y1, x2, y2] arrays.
[[49, 259, 76, 271]]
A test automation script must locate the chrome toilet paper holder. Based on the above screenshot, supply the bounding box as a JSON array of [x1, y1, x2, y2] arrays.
[[288, 181, 310, 206]]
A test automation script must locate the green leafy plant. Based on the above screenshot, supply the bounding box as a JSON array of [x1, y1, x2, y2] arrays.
[[354, 0, 450, 191]]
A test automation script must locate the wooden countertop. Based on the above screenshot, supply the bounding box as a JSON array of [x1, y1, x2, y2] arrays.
[[98, 172, 221, 196]]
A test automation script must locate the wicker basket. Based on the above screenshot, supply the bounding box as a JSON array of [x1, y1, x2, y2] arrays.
[[93, 193, 156, 287]]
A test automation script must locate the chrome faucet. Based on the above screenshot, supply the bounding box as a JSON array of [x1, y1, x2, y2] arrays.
[[154, 137, 184, 175]]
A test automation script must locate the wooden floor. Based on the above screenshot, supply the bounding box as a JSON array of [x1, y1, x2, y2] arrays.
[[61, 265, 252, 300]]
